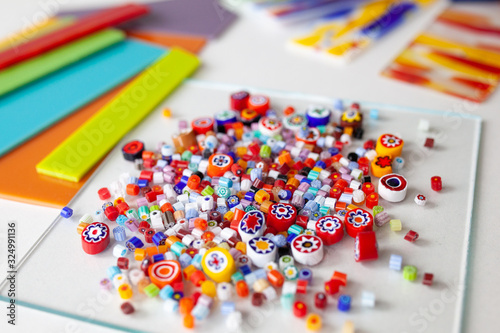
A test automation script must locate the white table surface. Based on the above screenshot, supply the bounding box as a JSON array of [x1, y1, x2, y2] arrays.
[[0, 0, 498, 332]]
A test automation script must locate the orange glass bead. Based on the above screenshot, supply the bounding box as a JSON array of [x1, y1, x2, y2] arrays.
[[146, 246, 160, 257], [166, 236, 181, 248], [158, 245, 168, 254], [235, 242, 247, 255], [183, 314, 195, 329], [278, 151, 292, 165], [137, 278, 150, 294], [201, 231, 215, 242], [190, 270, 206, 287], [332, 271, 347, 286], [233, 208, 245, 223], [267, 269, 285, 288], [283, 106, 295, 116], [194, 218, 208, 231], [260, 200, 273, 214], [286, 178, 300, 188], [179, 297, 195, 315], [126, 184, 140, 196], [236, 280, 249, 298]]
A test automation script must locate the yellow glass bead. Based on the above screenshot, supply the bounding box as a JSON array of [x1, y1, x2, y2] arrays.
[[253, 279, 270, 293], [134, 248, 147, 261], [224, 210, 234, 222], [254, 190, 270, 203], [201, 280, 217, 298], [163, 108, 172, 117], [342, 320, 354, 333], [375, 133, 404, 158], [183, 265, 197, 280], [235, 242, 247, 255], [343, 127, 353, 136], [118, 283, 133, 299], [312, 167, 323, 173], [371, 155, 393, 178], [236, 146, 247, 157], [201, 247, 236, 283], [218, 242, 230, 251], [113, 197, 126, 207], [346, 204, 358, 211], [390, 219, 402, 231], [306, 313, 322, 331], [77, 222, 89, 235]]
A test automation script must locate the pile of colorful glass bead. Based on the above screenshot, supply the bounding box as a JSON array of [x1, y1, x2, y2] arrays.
[[70, 91, 440, 331]]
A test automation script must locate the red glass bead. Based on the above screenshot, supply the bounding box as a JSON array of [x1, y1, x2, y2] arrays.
[[355, 231, 378, 262], [365, 193, 379, 209], [98, 187, 111, 200], [363, 140, 375, 150], [329, 187, 342, 199], [117, 257, 129, 270], [140, 186, 152, 196], [424, 138, 434, 148], [145, 191, 157, 203], [143, 158, 156, 169], [144, 228, 155, 243], [141, 258, 151, 276], [314, 292, 327, 309], [138, 221, 150, 234], [296, 279, 308, 294], [104, 206, 119, 221], [251, 292, 266, 306], [192, 291, 202, 305], [230, 91, 249, 111], [121, 302, 135, 314], [431, 176, 442, 191], [324, 279, 342, 295], [139, 170, 154, 181], [404, 230, 419, 242], [423, 273, 434, 286], [361, 182, 375, 195], [334, 179, 349, 191], [293, 301, 307, 318]]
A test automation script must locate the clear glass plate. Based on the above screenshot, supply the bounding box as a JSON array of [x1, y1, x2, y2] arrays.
[[0, 80, 481, 333]]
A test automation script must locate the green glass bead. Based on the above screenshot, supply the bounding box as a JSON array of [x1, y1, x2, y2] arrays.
[[317, 125, 326, 134], [138, 205, 150, 221], [288, 224, 304, 235], [307, 170, 320, 180], [260, 145, 272, 158], [217, 186, 231, 199], [144, 283, 160, 298], [231, 271, 244, 284], [372, 205, 384, 216], [281, 293, 295, 310], [307, 187, 319, 196], [319, 205, 329, 216], [201, 185, 214, 196], [181, 150, 193, 161], [149, 205, 160, 212], [245, 205, 257, 212], [403, 265, 417, 281], [188, 162, 198, 172]]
